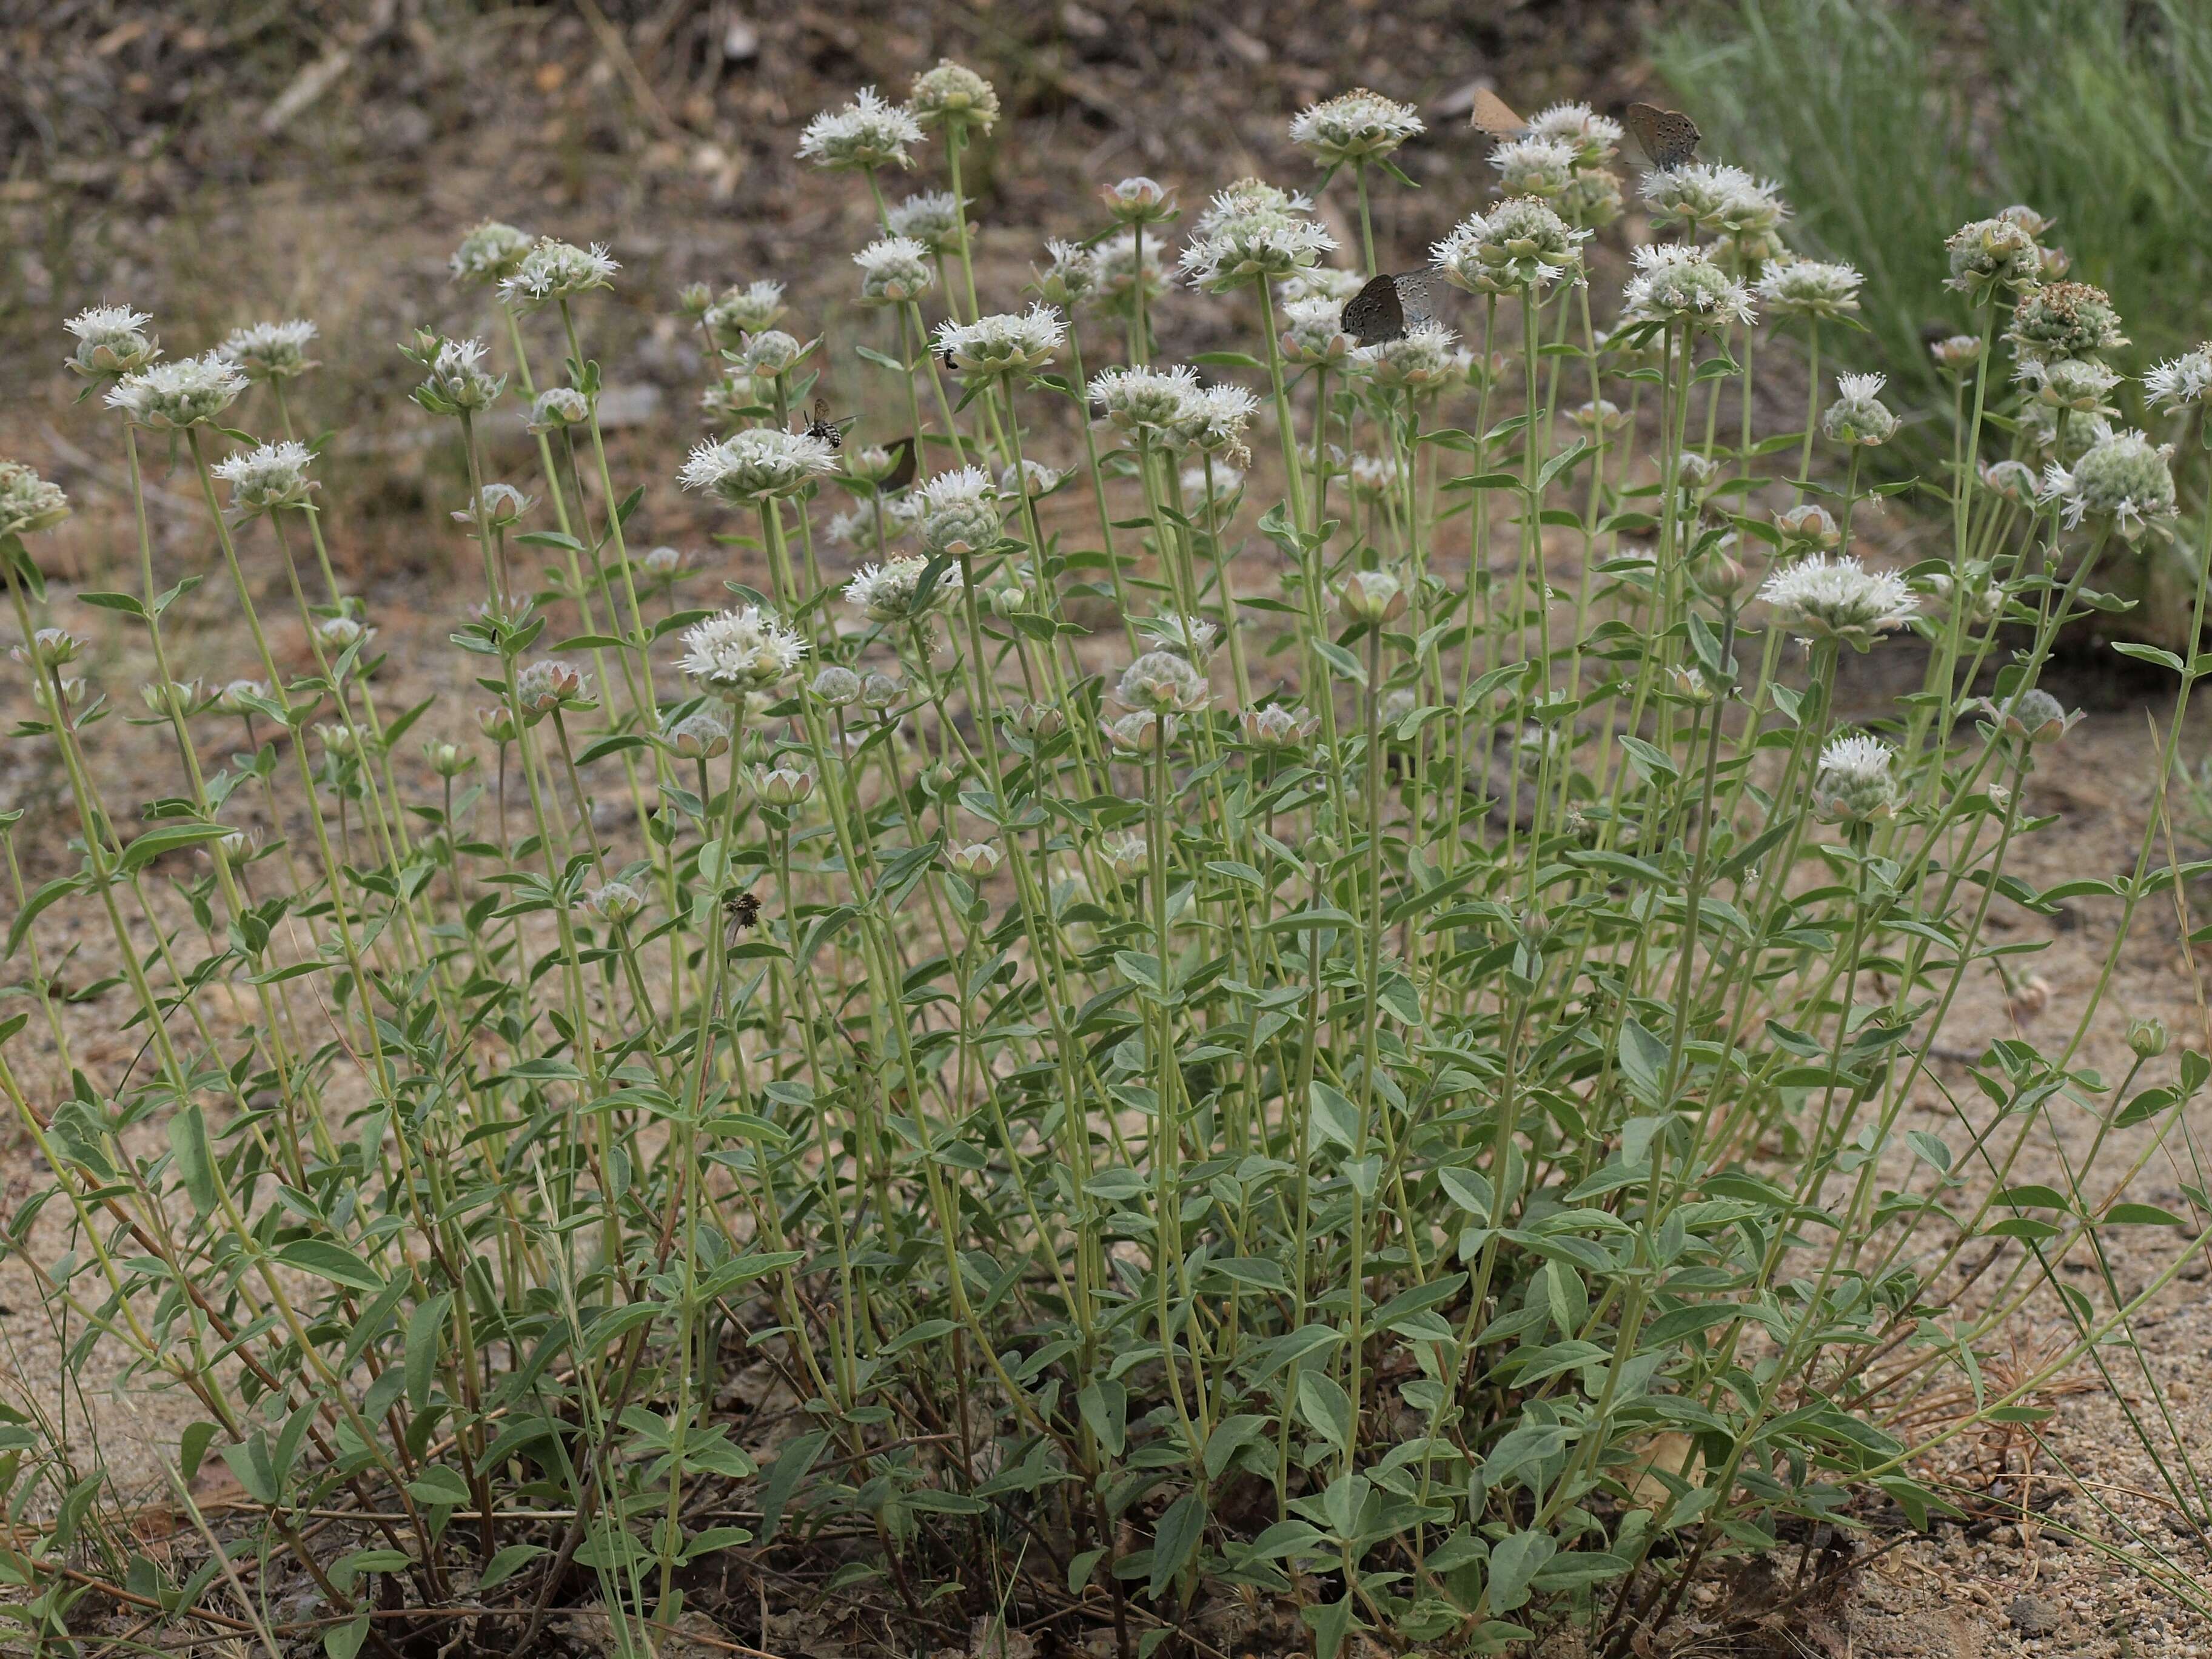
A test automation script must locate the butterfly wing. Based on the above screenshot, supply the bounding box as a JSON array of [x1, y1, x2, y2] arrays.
[[1342, 273, 1407, 347], [1624, 102, 1701, 169], [882, 435, 917, 492], [1469, 87, 1526, 140]]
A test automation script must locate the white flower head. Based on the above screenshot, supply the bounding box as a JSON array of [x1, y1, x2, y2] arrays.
[[105, 352, 249, 429], [854, 236, 936, 304], [1289, 88, 1425, 166], [908, 59, 1000, 133], [2146, 344, 2212, 412], [886, 189, 968, 253], [1757, 259, 1864, 321], [211, 440, 316, 514], [2017, 355, 2121, 415], [1526, 101, 1623, 165], [1358, 320, 1461, 392], [936, 304, 1066, 379], [1621, 243, 1756, 332], [799, 87, 925, 171], [998, 458, 1067, 498], [1094, 231, 1168, 311], [702, 280, 788, 347], [1279, 295, 1352, 366], [64, 304, 158, 378], [414, 336, 504, 414], [1099, 176, 1178, 224], [1812, 733, 1897, 824], [1433, 197, 1588, 294], [1946, 216, 2044, 301], [2039, 429, 2178, 539], [498, 238, 619, 310], [1166, 383, 1258, 459], [1823, 372, 1898, 446], [0, 462, 71, 539], [450, 221, 534, 286], [1487, 135, 1578, 200], [1759, 554, 1917, 648], [1116, 649, 1210, 713], [915, 465, 1002, 556], [677, 605, 806, 693], [679, 427, 838, 504], [1089, 364, 1202, 439], [844, 554, 965, 622], [1033, 239, 1101, 310], [1180, 189, 1335, 292], [220, 319, 318, 381]]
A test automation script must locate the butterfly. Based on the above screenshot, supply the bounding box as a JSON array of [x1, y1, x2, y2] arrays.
[[880, 435, 917, 492], [1624, 102, 1701, 170], [1468, 87, 1527, 140], [803, 396, 852, 449], [1342, 272, 1434, 347]]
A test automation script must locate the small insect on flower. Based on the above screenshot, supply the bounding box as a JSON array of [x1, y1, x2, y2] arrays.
[[212, 440, 317, 516], [499, 238, 620, 311], [936, 305, 1067, 380], [220, 319, 319, 382], [64, 304, 158, 379], [1623, 101, 1701, 169], [1759, 554, 1918, 649], [0, 461, 71, 539], [1289, 88, 1426, 167], [106, 353, 250, 430]]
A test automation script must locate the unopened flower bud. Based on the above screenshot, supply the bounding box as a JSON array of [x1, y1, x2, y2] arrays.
[[811, 665, 863, 705], [948, 841, 1000, 876], [753, 762, 816, 805], [2127, 1016, 2169, 1059], [1338, 569, 1407, 623]]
